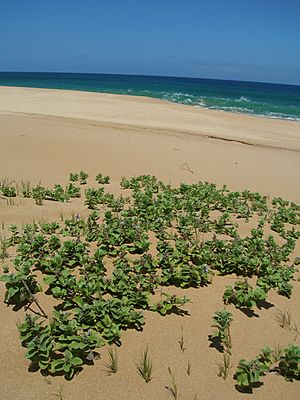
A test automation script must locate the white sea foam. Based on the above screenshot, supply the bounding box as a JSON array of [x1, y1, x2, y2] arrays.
[[139, 90, 299, 121], [238, 95, 251, 102]]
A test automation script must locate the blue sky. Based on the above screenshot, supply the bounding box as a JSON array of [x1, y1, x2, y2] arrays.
[[1, 0, 300, 84]]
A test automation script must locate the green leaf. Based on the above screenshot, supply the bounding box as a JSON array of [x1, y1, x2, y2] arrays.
[[69, 341, 86, 350], [50, 359, 65, 371], [43, 275, 56, 285], [52, 287, 62, 297], [25, 348, 38, 359], [74, 296, 84, 308], [72, 357, 83, 366], [7, 286, 19, 298]]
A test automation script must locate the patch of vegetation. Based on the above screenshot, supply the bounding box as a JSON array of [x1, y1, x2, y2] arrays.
[[0, 172, 299, 385], [235, 345, 300, 392]]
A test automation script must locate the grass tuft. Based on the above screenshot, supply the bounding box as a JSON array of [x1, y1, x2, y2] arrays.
[[275, 309, 292, 329], [136, 347, 153, 383], [166, 367, 179, 400], [104, 346, 118, 374], [274, 309, 299, 340]]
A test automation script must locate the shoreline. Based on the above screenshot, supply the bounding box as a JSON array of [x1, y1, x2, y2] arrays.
[[1, 86, 300, 152], [1, 84, 300, 123]]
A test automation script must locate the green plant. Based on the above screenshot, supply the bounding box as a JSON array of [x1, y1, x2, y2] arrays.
[[85, 188, 104, 209], [65, 183, 81, 198], [279, 345, 300, 381], [235, 357, 265, 391], [104, 346, 118, 374], [0, 178, 16, 197], [166, 367, 179, 400], [39, 221, 60, 234], [79, 171, 88, 185], [179, 326, 186, 352], [50, 349, 83, 380], [186, 361, 191, 376], [32, 184, 45, 205], [211, 309, 233, 353], [257, 265, 296, 298], [136, 347, 153, 383], [44, 184, 70, 202], [223, 280, 267, 310], [18, 314, 45, 345], [151, 293, 190, 315], [69, 173, 79, 182], [8, 224, 21, 245], [0, 261, 41, 304], [62, 214, 86, 237], [25, 325, 53, 371], [0, 236, 9, 261], [21, 180, 31, 198], [1, 172, 300, 387], [96, 173, 110, 184], [44, 268, 76, 299], [234, 345, 298, 391]]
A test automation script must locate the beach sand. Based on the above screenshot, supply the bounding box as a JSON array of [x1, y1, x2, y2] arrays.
[[0, 87, 299, 399]]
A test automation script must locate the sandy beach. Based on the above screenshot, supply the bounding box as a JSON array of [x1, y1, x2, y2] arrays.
[[0, 87, 299, 400]]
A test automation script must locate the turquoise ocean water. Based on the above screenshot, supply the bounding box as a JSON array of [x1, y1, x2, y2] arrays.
[[0, 72, 299, 121]]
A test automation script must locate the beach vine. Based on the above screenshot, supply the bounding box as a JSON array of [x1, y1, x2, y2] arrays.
[[0, 173, 299, 389]]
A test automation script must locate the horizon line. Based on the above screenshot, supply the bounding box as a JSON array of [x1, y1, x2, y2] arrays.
[[0, 70, 299, 88]]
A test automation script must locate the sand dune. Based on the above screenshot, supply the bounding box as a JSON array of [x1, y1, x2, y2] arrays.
[[0, 87, 299, 400]]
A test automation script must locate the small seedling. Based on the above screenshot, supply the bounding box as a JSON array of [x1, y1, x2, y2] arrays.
[[96, 173, 110, 184], [179, 326, 186, 353], [136, 347, 153, 383], [69, 173, 79, 182], [59, 211, 64, 222], [104, 346, 118, 374], [79, 171, 88, 185], [166, 367, 179, 400], [21, 180, 31, 198], [0, 237, 9, 261], [186, 361, 191, 376], [32, 184, 45, 205], [53, 386, 64, 400]]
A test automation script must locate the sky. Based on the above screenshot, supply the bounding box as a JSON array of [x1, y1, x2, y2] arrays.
[[1, 0, 300, 85]]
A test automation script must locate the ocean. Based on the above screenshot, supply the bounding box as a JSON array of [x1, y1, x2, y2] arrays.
[[0, 72, 299, 121]]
